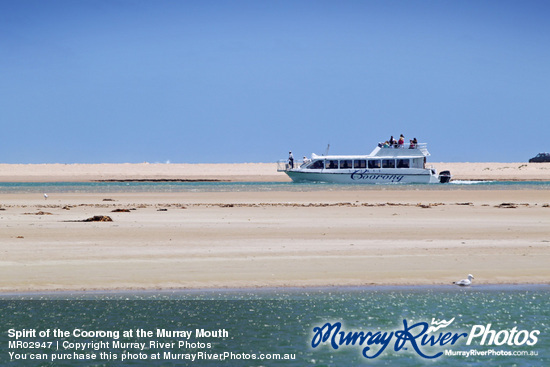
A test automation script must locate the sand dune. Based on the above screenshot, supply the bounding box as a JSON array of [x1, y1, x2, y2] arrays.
[[0, 162, 549, 182]]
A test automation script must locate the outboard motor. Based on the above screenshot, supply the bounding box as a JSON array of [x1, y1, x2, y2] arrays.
[[438, 170, 452, 183]]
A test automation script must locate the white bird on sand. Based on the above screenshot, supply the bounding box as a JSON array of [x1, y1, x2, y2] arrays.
[[44, 193, 48, 200], [453, 274, 474, 286]]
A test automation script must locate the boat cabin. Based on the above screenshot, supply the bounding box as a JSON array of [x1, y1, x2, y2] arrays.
[[300, 144, 429, 170], [303, 157, 425, 170]]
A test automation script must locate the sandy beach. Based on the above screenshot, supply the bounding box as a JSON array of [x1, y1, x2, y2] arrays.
[[0, 163, 549, 292], [0, 162, 550, 182]]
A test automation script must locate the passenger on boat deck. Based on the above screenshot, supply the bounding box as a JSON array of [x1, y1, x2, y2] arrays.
[[398, 134, 405, 147], [389, 136, 396, 147], [383, 141, 390, 148], [409, 138, 418, 149], [288, 151, 294, 169], [302, 156, 311, 165]]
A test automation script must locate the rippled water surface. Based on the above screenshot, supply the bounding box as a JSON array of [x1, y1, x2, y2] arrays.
[[1, 286, 548, 366], [1, 180, 549, 194]]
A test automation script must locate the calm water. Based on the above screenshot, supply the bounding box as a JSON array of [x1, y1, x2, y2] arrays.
[[0, 180, 550, 194], [1, 286, 548, 366]]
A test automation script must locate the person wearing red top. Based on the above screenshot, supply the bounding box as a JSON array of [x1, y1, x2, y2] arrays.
[[398, 134, 405, 147]]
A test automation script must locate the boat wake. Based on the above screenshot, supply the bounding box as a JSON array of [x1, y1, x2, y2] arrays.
[[450, 180, 494, 185]]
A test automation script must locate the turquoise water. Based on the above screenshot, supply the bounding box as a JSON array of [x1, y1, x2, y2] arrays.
[[0, 180, 549, 193], [1, 286, 548, 366]]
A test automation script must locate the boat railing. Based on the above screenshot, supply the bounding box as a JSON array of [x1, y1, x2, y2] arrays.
[[277, 159, 305, 172], [380, 142, 427, 149], [379, 142, 430, 156], [277, 160, 288, 172]]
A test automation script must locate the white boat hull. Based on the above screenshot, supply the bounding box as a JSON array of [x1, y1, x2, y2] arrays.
[[286, 169, 439, 184], [280, 142, 446, 184]]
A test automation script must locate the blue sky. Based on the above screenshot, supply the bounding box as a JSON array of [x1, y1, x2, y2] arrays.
[[1, 0, 549, 163]]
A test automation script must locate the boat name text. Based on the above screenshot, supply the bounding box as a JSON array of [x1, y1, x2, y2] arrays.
[[350, 170, 404, 182]]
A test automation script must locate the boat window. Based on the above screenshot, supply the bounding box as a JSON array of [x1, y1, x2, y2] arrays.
[[307, 160, 325, 169], [412, 158, 423, 168], [382, 159, 395, 168], [368, 160, 381, 169], [340, 160, 352, 169], [326, 160, 339, 169], [397, 159, 410, 168], [353, 160, 366, 169]]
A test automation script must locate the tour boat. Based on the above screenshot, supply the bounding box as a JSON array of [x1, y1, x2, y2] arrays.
[[278, 143, 451, 184]]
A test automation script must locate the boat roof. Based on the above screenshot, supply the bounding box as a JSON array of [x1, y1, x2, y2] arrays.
[[311, 144, 430, 160]]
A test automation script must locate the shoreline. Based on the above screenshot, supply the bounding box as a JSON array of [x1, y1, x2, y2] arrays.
[[0, 162, 549, 182], [5, 178, 550, 183], [1, 283, 548, 297]]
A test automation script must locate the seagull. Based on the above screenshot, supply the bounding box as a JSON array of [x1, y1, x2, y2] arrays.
[[453, 274, 474, 286], [44, 193, 48, 200]]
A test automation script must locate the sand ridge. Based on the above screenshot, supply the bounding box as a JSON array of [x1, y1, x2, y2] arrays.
[[0, 162, 549, 182]]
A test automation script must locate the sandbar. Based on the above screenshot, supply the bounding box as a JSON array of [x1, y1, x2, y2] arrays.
[[1, 187, 548, 292]]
